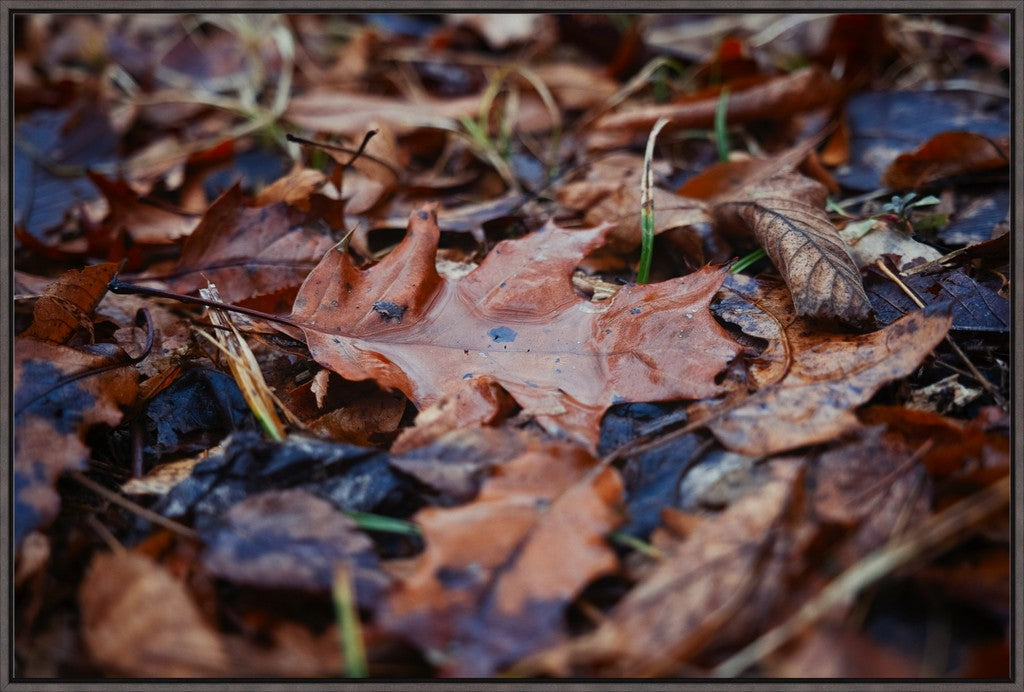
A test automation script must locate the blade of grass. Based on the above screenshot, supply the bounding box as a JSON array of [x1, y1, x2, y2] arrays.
[[332, 564, 368, 678], [714, 87, 731, 162], [346, 511, 421, 536], [637, 116, 672, 284], [729, 248, 767, 274]]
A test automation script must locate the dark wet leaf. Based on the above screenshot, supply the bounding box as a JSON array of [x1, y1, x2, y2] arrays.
[[882, 132, 1009, 190], [865, 266, 1009, 333], [834, 90, 1009, 190], [154, 431, 412, 521], [196, 488, 388, 602], [15, 338, 138, 547], [13, 102, 118, 242], [936, 187, 1010, 246]]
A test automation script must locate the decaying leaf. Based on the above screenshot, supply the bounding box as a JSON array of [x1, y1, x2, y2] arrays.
[[80, 551, 228, 676], [14, 338, 137, 546], [88, 172, 200, 246], [20, 262, 118, 344], [523, 457, 802, 677], [703, 280, 951, 456], [883, 132, 1010, 190], [379, 441, 623, 676], [196, 488, 388, 602], [148, 184, 336, 305], [712, 171, 873, 327], [290, 204, 741, 448]]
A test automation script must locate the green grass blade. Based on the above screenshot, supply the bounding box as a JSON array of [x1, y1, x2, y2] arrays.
[[637, 116, 672, 284], [333, 564, 368, 678], [714, 87, 731, 162], [730, 247, 767, 275]]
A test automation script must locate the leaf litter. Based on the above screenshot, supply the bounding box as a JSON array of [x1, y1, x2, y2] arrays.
[[11, 12, 1011, 680]]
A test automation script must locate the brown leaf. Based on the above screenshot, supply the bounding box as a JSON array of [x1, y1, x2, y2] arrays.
[[14, 338, 138, 546], [589, 66, 839, 148], [197, 488, 388, 601], [883, 132, 1010, 190], [286, 90, 483, 136], [290, 204, 741, 448], [379, 441, 623, 676], [713, 171, 873, 326], [149, 184, 336, 305], [20, 262, 118, 344], [557, 153, 712, 251], [80, 551, 228, 676], [88, 172, 200, 246], [526, 457, 803, 677], [705, 280, 951, 456]]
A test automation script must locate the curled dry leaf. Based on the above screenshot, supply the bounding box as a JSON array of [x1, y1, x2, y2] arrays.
[[14, 338, 137, 546], [80, 551, 228, 677], [713, 172, 873, 327], [379, 441, 623, 676], [883, 132, 1010, 190], [290, 204, 741, 448], [147, 184, 336, 305], [703, 281, 952, 457], [589, 66, 839, 148], [20, 262, 118, 344]]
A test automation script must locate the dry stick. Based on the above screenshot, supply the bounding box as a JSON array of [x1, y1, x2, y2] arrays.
[[712, 474, 1009, 677], [68, 470, 199, 540], [873, 259, 1006, 407]]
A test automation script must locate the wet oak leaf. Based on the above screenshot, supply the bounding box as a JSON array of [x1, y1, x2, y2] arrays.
[[80, 551, 229, 677], [290, 204, 741, 448], [712, 171, 873, 327], [703, 281, 952, 457], [883, 131, 1010, 190], [379, 441, 623, 676], [21, 262, 118, 344], [14, 338, 138, 546], [148, 184, 336, 305]]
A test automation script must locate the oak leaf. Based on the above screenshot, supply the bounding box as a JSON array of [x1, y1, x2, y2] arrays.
[[290, 204, 741, 448], [20, 262, 118, 344]]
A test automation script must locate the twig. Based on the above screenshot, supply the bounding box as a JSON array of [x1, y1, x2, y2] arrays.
[[712, 474, 1009, 677], [69, 470, 199, 540], [873, 259, 1005, 407]]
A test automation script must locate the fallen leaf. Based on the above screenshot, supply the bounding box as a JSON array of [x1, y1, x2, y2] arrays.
[[557, 153, 712, 251], [703, 280, 951, 456], [589, 66, 839, 148], [883, 132, 1010, 190], [379, 441, 623, 676], [286, 90, 483, 136], [533, 62, 618, 111], [14, 338, 137, 546], [80, 551, 228, 676], [447, 14, 552, 50], [768, 627, 918, 678], [196, 488, 388, 602], [524, 457, 803, 677], [87, 172, 200, 246], [841, 221, 943, 270], [146, 184, 336, 305], [865, 265, 1009, 333], [712, 171, 873, 326], [834, 90, 1008, 190], [20, 262, 118, 344], [290, 204, 741, 448]]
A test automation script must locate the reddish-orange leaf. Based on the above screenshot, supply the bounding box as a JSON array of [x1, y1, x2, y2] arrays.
[[290, 204, 741, 448], [882, 131, 1010, 190]]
